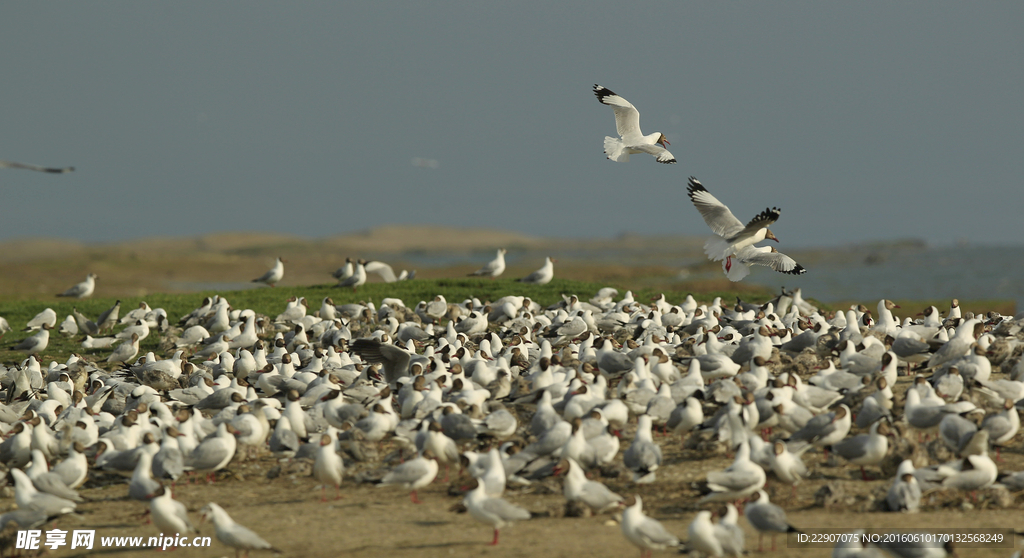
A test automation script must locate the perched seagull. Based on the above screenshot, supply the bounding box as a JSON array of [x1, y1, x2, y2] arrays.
[[622, 495, 680, 557], [107, 332, 140, 365], [555, 457, 623, 513], [592, 85, 676, 164], [699, 440, 766, 503], [886, 460, 921, 513], [339, 259, 367, 290], [686, 177, 782, 275], [200, 502, 278, 556], [11, 468, 76, 518], [745, 490, 801, 552], [151, 485, 198, 537], [313, 433, 344, 501], [331, 257, 354, 281], [0, 159, 74, 173], [685, 509, 720, 558], [379, 450, 438, 504], [57, 273, 97, 299], [725, 246, 806, 282], [463, 478, 532, 546], [11, 324, 50, 355], [252, 257, 285, 287], [24, 308, 57, 331], [517, 257, 555, 285], [468, 248, 507, 279]]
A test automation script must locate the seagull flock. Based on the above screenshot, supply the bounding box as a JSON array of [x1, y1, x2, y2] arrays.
[[0, 87, 1017, 557], [2, 283, 1023, 556]]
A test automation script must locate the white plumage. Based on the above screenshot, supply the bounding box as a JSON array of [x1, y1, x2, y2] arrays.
[[593, 85, 676, 164]]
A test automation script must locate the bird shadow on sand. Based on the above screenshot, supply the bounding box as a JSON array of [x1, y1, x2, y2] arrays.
[[410, 520, 452, 527], [62, 548, 149, 558], [395, 540, 481, 550]]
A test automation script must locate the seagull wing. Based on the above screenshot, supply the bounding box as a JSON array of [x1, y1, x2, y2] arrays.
[[593, 85, 641, 138], [686, 177, 745, 238], [735, 246, 806, 275], [364, 261, 398, 283], [630, 143, 676, 164], [729, 207, 781, 243]]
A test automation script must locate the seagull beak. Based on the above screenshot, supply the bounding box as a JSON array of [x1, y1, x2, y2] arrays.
[[659, 134, 670, 147]]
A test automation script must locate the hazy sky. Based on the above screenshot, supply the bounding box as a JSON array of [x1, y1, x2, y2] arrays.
[[3, 2, 1022, 247]]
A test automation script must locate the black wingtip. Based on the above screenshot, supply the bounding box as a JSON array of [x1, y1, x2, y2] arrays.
[[751, 207, 782, 223], [786, 265, 807, 275], [686, 176, 706, 196], [593, 84, 616, 104]]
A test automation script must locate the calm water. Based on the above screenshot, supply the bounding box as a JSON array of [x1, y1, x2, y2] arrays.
[[747, 244, 1024, 308]]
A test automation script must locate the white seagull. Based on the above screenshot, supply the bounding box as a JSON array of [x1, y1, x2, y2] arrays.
[[593, 85, 676, 164], [252, 257, 285, 287], [686, 177, 783, 275], [11, 324, 50, 355], [517, 257, 555, 285], [462, 479, 532, 546], [57, 273, 97, 299], [339, 259, 367, 291], [200, 502, 278, 557], [622, 495, 680, 557], [468, 248, 507, 279], [151, 485, 198, 536]]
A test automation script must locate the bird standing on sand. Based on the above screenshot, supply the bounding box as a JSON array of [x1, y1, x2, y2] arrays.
[[200, 502, 278, 557], [744, 490, 802, 552], [463, 479, 531, 546], [468, 248, 507, 279], [57, 273, 97, 299], [592, 85, 676, 164], [518, 257, 555, 285], [622, 494, 679, 557], [252, 257, 285, 287], [313, 434, 344, 501], [379, 450, 438, 504], [151, 485, 197, 536]]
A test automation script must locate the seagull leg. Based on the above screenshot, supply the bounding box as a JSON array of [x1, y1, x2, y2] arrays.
[[321, 485, 327, 502], [491, 528, 499, 546], [771, 534, 777, 552], [725, 256, 732, 272], [860, 466, 868, 481], [410, 490, 421, 504], [758, 532, 764, 552]]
